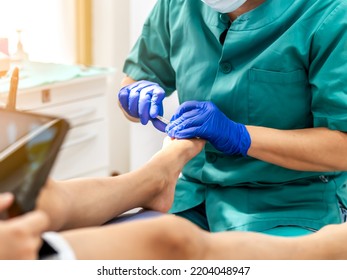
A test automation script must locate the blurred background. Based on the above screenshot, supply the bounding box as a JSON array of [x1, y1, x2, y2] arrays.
[[0, 0, 179, 176]]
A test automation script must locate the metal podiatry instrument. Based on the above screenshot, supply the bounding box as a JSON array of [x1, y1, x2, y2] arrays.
[[155, 115, 170, 125]]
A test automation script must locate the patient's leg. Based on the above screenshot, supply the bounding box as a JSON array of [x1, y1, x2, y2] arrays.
[[61, 215, 347, 260], [60, 215, 206, 260], [203, 231, 301, 259], [298, 222, 347, 259], [37, 138, 205, 231], [204, 223, 347, 260]]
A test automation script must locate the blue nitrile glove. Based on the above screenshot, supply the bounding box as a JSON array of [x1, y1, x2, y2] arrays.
[[118, 80, 166, 132], [165, 101, 251, 156]]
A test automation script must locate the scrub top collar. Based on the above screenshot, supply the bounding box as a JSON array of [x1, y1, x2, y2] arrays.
[[230, 0, 295, 31], [201, 0, 296, 43], [202, 0, 296, 32]]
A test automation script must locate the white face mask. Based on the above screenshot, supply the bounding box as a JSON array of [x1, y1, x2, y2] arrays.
[[201, 0, 247, 13]]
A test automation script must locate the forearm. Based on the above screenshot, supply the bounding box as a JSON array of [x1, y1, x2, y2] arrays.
[[247, 126, 347, 171], [118, 76, 139, 122]]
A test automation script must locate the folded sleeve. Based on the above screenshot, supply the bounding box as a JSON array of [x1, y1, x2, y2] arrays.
[[309, 1, 347, 132], [123, 0, 176, 95]]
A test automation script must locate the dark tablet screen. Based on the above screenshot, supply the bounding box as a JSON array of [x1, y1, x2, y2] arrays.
[[0, 109, 69, 218]]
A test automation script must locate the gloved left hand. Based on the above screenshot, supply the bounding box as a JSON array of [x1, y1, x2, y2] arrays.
[[118, 80, 166, 132], [165, 101, 251, 156]]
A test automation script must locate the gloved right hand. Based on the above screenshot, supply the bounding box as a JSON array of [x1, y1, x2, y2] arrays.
[[166, 101, 251, 156], [118, 80, 166, 130]]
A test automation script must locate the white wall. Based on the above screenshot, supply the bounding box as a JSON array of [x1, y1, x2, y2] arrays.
[[129, 0, 156, 45], [92, 0, 131, 175]]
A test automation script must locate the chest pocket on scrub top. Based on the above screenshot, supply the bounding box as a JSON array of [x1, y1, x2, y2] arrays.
[[247, 68, 311, 129]]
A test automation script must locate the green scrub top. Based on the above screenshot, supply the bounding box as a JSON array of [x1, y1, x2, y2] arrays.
[[123, 0, 347, 232]]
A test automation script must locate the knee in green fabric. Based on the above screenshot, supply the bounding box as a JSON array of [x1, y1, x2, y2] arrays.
[[174, 203, 210, 231]]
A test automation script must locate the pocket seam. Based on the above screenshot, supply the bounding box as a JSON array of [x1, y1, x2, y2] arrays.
[[249, 68, 307, 84]]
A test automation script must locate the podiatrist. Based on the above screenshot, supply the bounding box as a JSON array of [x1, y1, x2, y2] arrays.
[[118, 0, 347, 236]]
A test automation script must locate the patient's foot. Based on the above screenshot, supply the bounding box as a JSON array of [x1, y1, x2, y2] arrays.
[[142, 138, 205, 212]]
